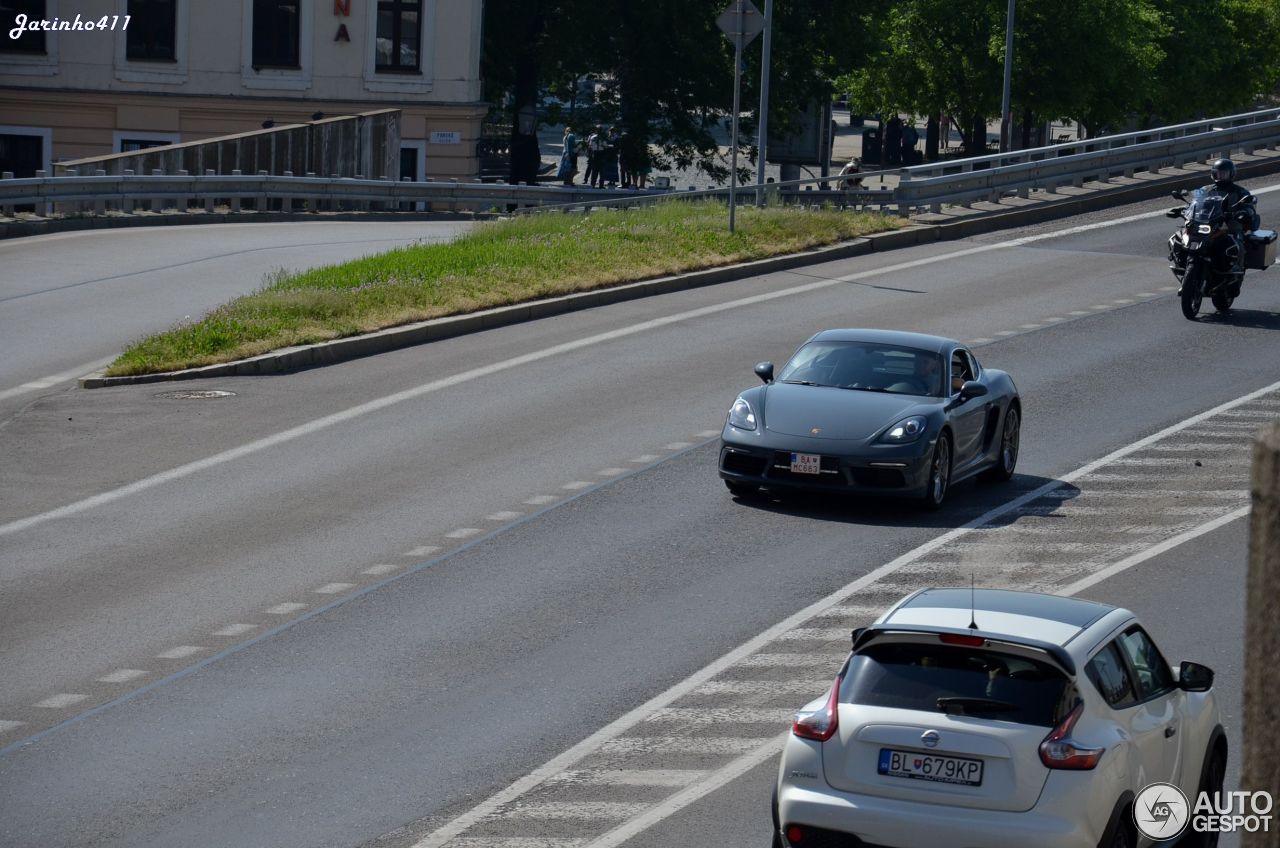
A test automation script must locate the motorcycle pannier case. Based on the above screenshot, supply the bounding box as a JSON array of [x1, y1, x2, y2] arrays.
[[1245, 229, 1277, 271]]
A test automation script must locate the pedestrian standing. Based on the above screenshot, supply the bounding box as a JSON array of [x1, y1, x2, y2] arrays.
[[585, 126, 606, 188], [603, 126, 621, 188], [557, 126, 578, 185]]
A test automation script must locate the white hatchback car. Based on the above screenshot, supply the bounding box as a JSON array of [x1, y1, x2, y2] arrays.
[[774, 588, 1225, 848]]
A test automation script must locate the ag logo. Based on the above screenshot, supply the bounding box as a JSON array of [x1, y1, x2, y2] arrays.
[[1134, 782, 1190, 840]]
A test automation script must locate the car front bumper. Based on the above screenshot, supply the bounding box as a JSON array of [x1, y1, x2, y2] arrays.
[[718, 429, 934, 496]]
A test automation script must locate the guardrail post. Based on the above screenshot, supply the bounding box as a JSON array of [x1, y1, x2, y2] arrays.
[[282, 170, 294, 213], [305, 172, 316, 212], [231, 169, 242, 213], [204, 169, 215, 213], [93, 169, 107, 214], [176, 169, 189, 212], [895, 170, 912, 218], [121, 169, 135, 213], [1, 171, 12, 217], [1243, 420, 1280, 844], [61, 168, 79, 215], [150, 169, 164, 212], [449, 178, 458, 213], [256, 170, 268, 212]]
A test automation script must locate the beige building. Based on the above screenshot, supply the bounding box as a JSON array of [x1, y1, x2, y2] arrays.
[[0, 0, 486, 180]]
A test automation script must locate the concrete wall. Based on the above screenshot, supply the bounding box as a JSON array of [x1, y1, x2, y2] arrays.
[[54, 110, 401, 179]]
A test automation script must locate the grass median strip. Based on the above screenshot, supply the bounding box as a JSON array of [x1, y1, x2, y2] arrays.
[[105, 201, 904, 377]]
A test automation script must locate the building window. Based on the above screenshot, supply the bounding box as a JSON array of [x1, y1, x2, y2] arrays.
[[0, 132, 44, 177], [376, 0, 420, 72], [119, 138, 170, 152], [252, 0, 299, 69], [1, 0, 46, 53], [126, 0, 175, 61]]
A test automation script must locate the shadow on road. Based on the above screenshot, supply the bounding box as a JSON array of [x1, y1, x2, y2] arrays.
[[1197, 307, 1280, 330], [728, 473, 1073, 529]]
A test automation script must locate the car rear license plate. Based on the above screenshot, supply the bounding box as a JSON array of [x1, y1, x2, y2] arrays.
[[790, 452, 822, 474], [877, 748, 983, 786]]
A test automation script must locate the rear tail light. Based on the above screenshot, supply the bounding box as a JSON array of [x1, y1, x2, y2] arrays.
[[792, 675, 841, 742], [1039, 702, 1104, 770]]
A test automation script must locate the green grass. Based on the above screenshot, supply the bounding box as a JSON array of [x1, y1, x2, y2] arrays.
[[106, 200, 907, 376]]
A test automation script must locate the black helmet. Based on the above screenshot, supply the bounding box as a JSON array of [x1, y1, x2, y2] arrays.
[[1211, 158, 1236, 184]]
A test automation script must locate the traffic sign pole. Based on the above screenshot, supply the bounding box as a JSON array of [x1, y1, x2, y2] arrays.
[[755, 0, 773, 207], [716, 0, 763, 233]]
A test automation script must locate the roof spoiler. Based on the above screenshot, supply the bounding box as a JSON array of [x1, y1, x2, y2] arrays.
[[850, 624, 1076, 676]]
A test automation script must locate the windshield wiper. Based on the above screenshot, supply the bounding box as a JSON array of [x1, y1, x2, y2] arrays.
[[780, 379, 820, 386], [839, 385, 890, 392], [936, 696, 1019, 716]]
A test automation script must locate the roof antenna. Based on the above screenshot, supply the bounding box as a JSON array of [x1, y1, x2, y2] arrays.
[[968, 574, 978, 630]]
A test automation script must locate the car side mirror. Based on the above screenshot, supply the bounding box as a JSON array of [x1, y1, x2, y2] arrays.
[[754, 361, 774, 384], [1179, 660, 1214, 692], [959, 381, 988, 400]]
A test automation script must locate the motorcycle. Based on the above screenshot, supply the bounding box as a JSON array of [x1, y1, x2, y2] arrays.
[[1166, 188, 1276, 320]]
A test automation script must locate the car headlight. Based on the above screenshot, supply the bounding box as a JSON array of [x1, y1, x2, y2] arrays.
[[878, 415, 927, 443], [728, 397, 756, 431]]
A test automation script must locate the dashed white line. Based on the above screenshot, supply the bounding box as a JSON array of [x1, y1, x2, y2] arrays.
[[0, 356, 114, 402], [598, 737, 769, 756], [629, 455, 659, 464], [1019, 323, 1042, 329], [97, 669, 148, 683], [597, 468, 629, 477], [696, 430, 721, 438], [1068, 310, 1091, 316], [993, 330, 1018, 336], [562, 481, 593, 490], [265, 602, 307, 615], [663, 442, 693, 450], [404, 545, 442, 557], [156, 645, 205, 659], [523, 495, 559, 505], [445, 528, 483, 539], [1113, 298, 1134, 304], [550, 769, 710, 788], [212, 623, 258, 636], [968, 338, 995, 345], [34, 694, 88, 709], [314, 582, 356, 594], [0, 720, 25, 733], [486, 511, 524, 521], [363, 564, 402, 576], [492, 803, 650, 821]]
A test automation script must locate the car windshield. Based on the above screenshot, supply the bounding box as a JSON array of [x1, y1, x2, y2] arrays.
[[839, 642, 1077, 728], [776, 341, 944, 397]]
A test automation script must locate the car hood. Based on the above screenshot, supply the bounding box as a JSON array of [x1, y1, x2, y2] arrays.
[[763, 383, 932, 440]]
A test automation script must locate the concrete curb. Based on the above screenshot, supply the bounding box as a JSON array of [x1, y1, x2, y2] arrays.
[[78, 153, 1280, 389]]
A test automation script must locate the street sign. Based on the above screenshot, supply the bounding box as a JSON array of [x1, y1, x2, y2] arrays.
[[717, 0, 764, 47]]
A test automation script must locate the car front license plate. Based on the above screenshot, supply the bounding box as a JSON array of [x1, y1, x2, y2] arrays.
[[877, 748, 983, 786], [790, 452, 821, 474]]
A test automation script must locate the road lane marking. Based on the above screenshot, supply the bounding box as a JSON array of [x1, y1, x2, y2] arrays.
[[0, 357, 114, 402], [155, 646, 205, 659], [211, 623, 257, 636], [562, 481, 593, 490], [96, 669, 148, 684], [363, 564, 402, 576], [523, 495, 558, 505], [33, 694, 88, 709], [404, 545, 442, 557], [0, 721, 25, 733], [549, 770, 709, 788], [596, 468, 629, 477], [411, 377, 1280, 848], [314, 582, 356, 594], [485, 511, 524, 521], [265, 603, 307, 615], [445, 528, 482, 539]]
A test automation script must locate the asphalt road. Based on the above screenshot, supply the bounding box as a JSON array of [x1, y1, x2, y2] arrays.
[[0, 187, 1276, 847], [0, 220, 472, 409]]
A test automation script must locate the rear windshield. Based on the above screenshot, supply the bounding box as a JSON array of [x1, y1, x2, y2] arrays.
[[839, 642, 1077, 728]]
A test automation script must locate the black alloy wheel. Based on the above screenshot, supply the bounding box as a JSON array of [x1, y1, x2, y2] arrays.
[[921, 434, 951, 510], [1189, 748, 1227, 848], [985, 405, 1020, 482], [1104, 819, 1135, 848]]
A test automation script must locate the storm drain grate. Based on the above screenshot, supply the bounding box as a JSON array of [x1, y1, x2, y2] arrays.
[[153, 390, 236, 400]]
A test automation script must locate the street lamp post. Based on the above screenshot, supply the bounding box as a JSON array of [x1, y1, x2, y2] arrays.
[[999, 0, 1015, 153]]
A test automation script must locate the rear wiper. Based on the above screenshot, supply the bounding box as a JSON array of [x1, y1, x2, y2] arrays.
[[936, 696, 1019, 715]]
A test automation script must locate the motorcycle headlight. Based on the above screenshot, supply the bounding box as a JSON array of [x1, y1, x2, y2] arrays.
[[1197, 224, 1212, 234], [728, 397, 757, 431], [878, 415, 927, 444]]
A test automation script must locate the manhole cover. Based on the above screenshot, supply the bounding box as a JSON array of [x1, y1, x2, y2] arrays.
[[153, 390, 236, 400]]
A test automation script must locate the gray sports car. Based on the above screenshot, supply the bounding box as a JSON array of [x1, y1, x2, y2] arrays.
[[718, 329, 1020, 508]]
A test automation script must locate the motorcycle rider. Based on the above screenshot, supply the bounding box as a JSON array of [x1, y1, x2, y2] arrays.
[[1202, 158, 1260, 293]]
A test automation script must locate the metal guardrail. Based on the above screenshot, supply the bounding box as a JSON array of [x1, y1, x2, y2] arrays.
[[3, 107, 1279, 219]]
